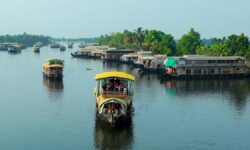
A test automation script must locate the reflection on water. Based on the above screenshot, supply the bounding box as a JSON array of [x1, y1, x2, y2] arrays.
[[94, 117, 134, 150], [102, 62, 134, 73], [164, 79, 250, 112], [43, 78, 64, 99]]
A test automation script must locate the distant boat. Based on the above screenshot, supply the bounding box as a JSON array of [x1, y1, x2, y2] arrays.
[[43, 58, 64, 78], [67, 42, 74, 48], [8, 45, 21, 53], [35, 42, 43, 47], [33, 45, 40, 53], [78, 42, 86, 48], [60, 45, 66, 51], [50, 43, 60, 48]]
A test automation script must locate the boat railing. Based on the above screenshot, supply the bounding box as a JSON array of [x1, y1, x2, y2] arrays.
[[101, 88, 128, 95]]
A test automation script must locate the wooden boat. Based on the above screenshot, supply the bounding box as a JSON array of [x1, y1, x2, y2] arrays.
[[43, 58, 64, 78], [134, 51, 154, 68], [94, 71, 135, 126], [78, 42, 86, 48], [120, 53, 140, 64], [35, 42, 43, 47], [33, 45, 40, 53], [50, 43, 60, 48], [164, 55, 247, 79], [8, 45, 21, 53], [71, 49, 92, 58], [67, 42, 73, 48], [60, 45, 66, 51]]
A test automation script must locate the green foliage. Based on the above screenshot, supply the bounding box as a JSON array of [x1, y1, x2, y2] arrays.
[[0, 32, 51, 46], [53, 37, 99, 43], [142, 30, 176, 55], [197, 34, 249, 59], [98, 28, 250, 59], [176, 28, 202, 55], [98, 28, 176, 54]]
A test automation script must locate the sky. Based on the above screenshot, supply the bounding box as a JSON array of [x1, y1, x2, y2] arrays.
[[0, 0, 249, 38]]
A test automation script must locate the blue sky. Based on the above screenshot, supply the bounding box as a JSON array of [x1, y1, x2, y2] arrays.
[[0, 0, 249, 38]]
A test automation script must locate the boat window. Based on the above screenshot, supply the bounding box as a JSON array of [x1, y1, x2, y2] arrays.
[[101, 78, 129, 95]]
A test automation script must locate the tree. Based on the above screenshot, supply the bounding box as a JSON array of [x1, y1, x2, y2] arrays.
[[176, 28, 202, 55], [225, 33, 249, 56], [123, 30, 135, 49], [142, 30, 176, 55], [134, 27, 145, 51]]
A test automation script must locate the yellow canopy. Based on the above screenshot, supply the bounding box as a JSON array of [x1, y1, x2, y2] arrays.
[[95, 71, 135, 81], [46, 58, 64, 62]]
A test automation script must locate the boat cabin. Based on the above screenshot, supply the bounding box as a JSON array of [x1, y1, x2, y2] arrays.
[[120, 53, 140, 64], [164, 55, 246, 77], [94, 71, 135, 126], [134, 51, 154, 67], [101, 49, 134, 61], [43, 58, 64, 78]]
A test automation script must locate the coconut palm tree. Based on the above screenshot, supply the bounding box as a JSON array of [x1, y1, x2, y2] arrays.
[[134, 27, 145, 51]]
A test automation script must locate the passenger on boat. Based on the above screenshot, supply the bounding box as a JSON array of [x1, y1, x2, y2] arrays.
[[102, 79, 126, 94]]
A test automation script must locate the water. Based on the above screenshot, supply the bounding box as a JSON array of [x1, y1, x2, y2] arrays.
[[0, 47, 250, 150]]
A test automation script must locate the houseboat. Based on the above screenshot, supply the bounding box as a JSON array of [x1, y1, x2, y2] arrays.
[[94, 71, 135, 126], [134, 51, 154, 68], [33, 45, 40, 53], [50, 43, 60, 48], [120, 53, 140, 64], [60, 45, 66, 51], [143, 54, 167, 72], [90, 50, 103, 58], [71, 49, 92, 58], [164, 55, 247, 79], [8, 45, 21, 53], [0, 43, 8, 51], [101, 49, 134, 61], [67, 42, 74, 48], [78, 42, 86, 48], [43, 58, 64, 78], [35, 42, 43, 47]]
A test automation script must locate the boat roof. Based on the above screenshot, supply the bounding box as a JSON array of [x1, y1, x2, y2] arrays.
[[43, 64, 64, 68], [168, 55, 245, 61], [95, 71, 135, 81], [46, 58, 64, 62], [122, 53, 139, 57]]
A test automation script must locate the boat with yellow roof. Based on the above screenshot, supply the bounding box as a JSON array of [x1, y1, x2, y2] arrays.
[[94, 71, 135, 126], [43, 58, 64, 78]]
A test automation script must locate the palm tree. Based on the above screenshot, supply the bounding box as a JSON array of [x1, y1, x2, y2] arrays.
[[134, 27, 145, 51]]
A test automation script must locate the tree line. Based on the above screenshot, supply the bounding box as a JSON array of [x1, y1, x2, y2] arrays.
[[99, 28, 250, 59], [52, 37, 99, 43], [0, 33, 51, 46]]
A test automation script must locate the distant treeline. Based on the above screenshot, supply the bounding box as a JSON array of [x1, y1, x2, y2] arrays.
[[99, 27, 250, 59], [52, 37, 99, 43], [0, 33, 51, 46]]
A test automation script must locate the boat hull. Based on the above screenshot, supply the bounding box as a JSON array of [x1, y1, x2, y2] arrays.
[[43, 73, 63, 78]]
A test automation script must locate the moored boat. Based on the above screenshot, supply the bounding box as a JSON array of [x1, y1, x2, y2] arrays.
[[78, 42, 86, 48], [33, 45, 40, 53], [50, 43, 60, 48], [94, 71, 135, 126], [35, 42, 43, 47], [67, 42, 74, 48], [43, 58, 64, 78], [8, 45, 22, 53], [120, 53, 140, 64], [60, 45, 66, 51]]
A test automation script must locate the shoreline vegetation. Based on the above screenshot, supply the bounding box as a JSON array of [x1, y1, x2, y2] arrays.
[[0, 33, 99, 47], [98, 27, 250, 61], [0, 32, 51, 46]]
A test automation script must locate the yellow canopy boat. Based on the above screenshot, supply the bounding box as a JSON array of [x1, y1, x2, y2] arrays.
[[43, 58, 64, 78], [94, 71, 135, 126]]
